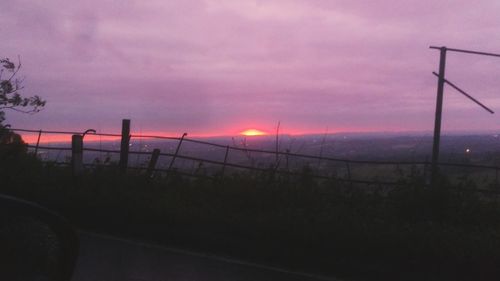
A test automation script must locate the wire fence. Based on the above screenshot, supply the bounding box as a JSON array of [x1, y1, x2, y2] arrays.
[[6, 126, 500, 192]]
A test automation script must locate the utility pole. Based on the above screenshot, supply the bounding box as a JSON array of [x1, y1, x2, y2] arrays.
[[430, 47, 447, 183], [429, 46, 499, 185]]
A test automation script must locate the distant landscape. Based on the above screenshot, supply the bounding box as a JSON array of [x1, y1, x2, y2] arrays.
[[29, 132, 500, 162], [22, 130, 500, 190]]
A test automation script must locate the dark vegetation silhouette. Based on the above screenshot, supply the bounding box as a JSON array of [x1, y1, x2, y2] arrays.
[[2, 151, 500, 281], [0, 57, 45, 158], [0, 57, 45, 123]]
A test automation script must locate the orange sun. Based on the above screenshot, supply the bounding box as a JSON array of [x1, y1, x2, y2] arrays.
[[240, 129, 267, 136]]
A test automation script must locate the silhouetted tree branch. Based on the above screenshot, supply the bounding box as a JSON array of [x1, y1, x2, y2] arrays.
[[0, 56, 45, 150], [0, 57, 46, 124]]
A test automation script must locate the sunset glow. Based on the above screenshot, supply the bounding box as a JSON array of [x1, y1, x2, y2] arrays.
[[19, 133, 122, 145], [240, 129, 267, 137]]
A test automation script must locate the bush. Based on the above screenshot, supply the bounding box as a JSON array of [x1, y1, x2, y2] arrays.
[[2, 156, 500, 280]]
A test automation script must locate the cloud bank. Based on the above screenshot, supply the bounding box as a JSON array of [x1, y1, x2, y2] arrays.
[[2, 0, 500, 135]]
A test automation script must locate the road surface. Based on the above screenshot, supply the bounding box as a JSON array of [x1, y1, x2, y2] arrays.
[[72, 232, 340, 281]]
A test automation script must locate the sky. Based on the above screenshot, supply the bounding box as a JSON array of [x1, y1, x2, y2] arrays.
[[2, 0, 500, 138]]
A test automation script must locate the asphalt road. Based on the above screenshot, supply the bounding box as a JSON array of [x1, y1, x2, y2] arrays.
[[72, 232, 340, 281]]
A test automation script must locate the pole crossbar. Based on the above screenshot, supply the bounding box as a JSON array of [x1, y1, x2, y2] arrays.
[[432, 72, 494, 114], [430, 46, 500, 58]]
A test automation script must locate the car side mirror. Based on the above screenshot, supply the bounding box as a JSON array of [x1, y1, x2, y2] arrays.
[[0, 195, 79, 281]]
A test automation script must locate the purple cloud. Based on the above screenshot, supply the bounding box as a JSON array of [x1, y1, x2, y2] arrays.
[[2, 0, 500, 136]]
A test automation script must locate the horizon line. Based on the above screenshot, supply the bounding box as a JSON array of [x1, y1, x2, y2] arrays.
[[14, 128, 500, 145]]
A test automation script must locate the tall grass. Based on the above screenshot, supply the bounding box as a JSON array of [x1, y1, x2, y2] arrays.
[[2, 153, 500, 280]]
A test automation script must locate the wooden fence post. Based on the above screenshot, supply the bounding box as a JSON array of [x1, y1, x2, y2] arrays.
[[34, 129, 42, 157], [119, 119, 131, 173], [345, 161, 353, 187], [220, 145, 230, 179], [146, 149, 161, 178], [71, 134, 83, 176]]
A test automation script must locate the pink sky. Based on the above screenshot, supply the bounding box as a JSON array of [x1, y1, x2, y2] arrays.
[[3, 0, 500, 136]]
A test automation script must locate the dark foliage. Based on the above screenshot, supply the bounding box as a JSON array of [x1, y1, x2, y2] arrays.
[[0, 57, 45, 124], [2, 152, 500, 281]]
